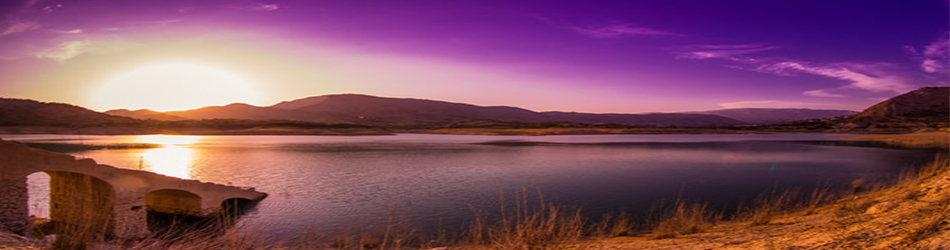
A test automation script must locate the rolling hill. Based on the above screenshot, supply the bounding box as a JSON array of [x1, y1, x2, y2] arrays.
[[686, 108, 858, 124], [145, 94, 746, 128], [0, 98, 135, 126], [5, 86, 946, 132], [765, 86, 949, 132], [104, 109, 188, 121], [846, 86, 949, 127]]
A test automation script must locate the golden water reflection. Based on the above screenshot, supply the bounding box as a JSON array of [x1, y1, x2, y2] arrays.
[[136, 135, 202, 179], [136, 134, 202, 145]]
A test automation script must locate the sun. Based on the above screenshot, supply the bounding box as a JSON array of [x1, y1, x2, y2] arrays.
[[93, 63, 259, 111]]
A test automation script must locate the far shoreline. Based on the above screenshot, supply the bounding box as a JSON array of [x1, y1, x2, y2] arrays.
[[1, 125, 944, 137]]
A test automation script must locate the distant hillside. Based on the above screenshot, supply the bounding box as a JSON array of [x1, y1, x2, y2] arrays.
[[5, 87, 946, 133], [846, 86, 949, 128], [0, 98, 134, 126], [687, 108, 857, 124], [164, 103, 300, 121], [542, 111, 742, 127], [762, 86, 949, 132], [104, 109, 187, 121], [155, 94, 746, 128]]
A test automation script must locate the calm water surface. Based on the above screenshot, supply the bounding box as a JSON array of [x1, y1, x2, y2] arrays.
[[2, 133, 939, 239]]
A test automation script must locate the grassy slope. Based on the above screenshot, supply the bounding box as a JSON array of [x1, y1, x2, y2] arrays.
[[595, 132, 949, 250]]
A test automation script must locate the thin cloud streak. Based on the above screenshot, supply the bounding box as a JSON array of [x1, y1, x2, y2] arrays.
[[717, 100, 855, 110], [680, 44, 913, 97], [35, 40, 91, 62], [228, 2, 280, 12], [0, 20, 41, 37], [755, 61, 912, 94], [569, 24, 677, 38], [50, 29, 83, 34], [676, 44, 780, 60], [802, 89, 845, 98], [907, 33, 950, 73]]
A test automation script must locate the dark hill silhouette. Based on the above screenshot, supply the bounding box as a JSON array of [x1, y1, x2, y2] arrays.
[[151, 94, 745, 128], [542, 111, 742, 127], [104, 109, 187, 121], [164, 103, 300, 121], [2, 87, 946, 132], [0, 98, 134, 126], [762, 86, 949, 132], [269, 96, 330, 110], [848, 87, 949, 126], [686, 108, 858, 124], [279, 94, 551, 127], [838, 86, 950, 130]]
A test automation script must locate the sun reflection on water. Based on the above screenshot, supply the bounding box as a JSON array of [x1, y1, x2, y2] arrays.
[[136, 135, 202, 179], [137, 134, 202, 146]]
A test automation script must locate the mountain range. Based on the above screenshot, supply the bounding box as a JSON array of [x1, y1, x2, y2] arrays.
[[102, 94, 858, 128], [688, 108, 856, 124], [0, 98, 134, 126], [1, 86, 945, 132]]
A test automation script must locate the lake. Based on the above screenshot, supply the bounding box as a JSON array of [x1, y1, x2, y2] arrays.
[[2, 133, 940, 240]]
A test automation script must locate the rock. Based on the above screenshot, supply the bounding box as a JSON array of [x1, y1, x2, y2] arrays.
[[865, 201, 896, 214]]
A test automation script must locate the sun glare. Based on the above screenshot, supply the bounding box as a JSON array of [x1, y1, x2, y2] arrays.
[[141, 147, 196, 179], [94, 63, 259, 111], [135, 135, 202, 179], [136, 134, 202, 145]]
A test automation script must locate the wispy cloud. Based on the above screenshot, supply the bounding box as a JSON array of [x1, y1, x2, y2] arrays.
[[676, 44, 780, 60], [754, 61, 912, 94], [50, 29, 83, 34], [569, 24, 677, 38], [0, 20, 41, 37], [40, 4, 64, 14], [802, 89, 845, 98], [100, 19, 180, 32], [717, 100, 853, 110], [906, 33, 949, 73], [228, 2, 280, 12], [679, 44, 913, 97], [35, 40, 91, 62]]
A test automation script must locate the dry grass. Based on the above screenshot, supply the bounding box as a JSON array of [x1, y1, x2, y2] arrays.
[[836, 132, 950, 149], [744, 189, 797, 226], [649, 202, 715, 239], [466, 189, 589, 250], [902, 203, 950, 245], [593, 212, 635, 238]]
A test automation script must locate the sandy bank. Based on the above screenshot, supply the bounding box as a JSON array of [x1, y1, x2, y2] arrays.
[[590, 132, 949, 249]]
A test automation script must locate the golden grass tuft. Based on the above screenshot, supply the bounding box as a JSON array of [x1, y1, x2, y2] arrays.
[[467, 188, 589, 250], [650, 201, 715, 239]]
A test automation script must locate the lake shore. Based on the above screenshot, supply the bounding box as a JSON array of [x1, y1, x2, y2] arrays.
[[588, 132, 949, 249], [1, 125, 936, 136], [2, 120, 946, 136], [0, 132, 946, 249], [0, 126, 394, 136]]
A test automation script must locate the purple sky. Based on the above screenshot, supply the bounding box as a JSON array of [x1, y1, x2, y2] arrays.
[[0, 0, 947, 113]]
